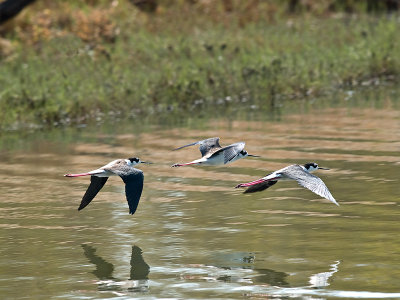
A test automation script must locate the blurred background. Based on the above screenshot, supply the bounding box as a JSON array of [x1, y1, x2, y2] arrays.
[[0, 0, 399, 129]]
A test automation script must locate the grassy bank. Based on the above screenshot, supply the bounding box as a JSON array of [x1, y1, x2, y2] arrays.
[[0, 2, 399, 130]]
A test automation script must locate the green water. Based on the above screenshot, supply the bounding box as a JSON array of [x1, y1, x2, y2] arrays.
[[0, 89, 399, 299]]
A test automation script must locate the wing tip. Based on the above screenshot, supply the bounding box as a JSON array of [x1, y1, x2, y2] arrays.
[[325, 194, 339, 206], [331, 198, 340, 206], [172, 141, 198, 151]]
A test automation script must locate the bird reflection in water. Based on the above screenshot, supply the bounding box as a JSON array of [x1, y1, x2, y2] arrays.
[[252, 268, 289, 286], [82, 244, 150, 293], [249, 260, 341, 298], [182, 252, 289, 287], [309, 260, 340, 288]]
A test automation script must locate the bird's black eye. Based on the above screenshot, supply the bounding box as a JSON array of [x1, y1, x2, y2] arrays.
[[129, 157, 139, 163], [241, 150, 247, 155]]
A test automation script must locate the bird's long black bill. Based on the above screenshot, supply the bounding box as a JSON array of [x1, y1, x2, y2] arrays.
[[247, 154, 260, 158], [141, 161, 152, 164], [318, 167, 330, 170]]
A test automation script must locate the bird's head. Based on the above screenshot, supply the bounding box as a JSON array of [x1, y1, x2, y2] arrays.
[[239, 150, 248, 157], [240, 150, 260, 158], [303, 162, 329, 172], [127, 157, 151, 166]]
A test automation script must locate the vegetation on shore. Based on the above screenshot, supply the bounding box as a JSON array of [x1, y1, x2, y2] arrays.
[[0, 1, 399, 130]]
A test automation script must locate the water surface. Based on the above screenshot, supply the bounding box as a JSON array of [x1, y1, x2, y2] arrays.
[[0, 92, 399, 299]]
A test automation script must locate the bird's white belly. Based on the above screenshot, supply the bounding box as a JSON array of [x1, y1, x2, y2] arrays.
[[203, 154, 225, 165], [227, 154, 243, 164]]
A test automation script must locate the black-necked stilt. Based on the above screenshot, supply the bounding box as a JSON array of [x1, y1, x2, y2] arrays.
[[235, 162, 339, 205], [65, 157, 150, 214], [171, 137, 259, 167]]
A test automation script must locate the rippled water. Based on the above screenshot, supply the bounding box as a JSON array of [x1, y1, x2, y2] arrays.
[[1, 95, 399, 299]]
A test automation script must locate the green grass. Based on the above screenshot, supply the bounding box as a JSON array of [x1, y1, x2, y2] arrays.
[[0, 12, 399, 130]]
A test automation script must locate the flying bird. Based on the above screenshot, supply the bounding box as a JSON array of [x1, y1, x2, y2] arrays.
[[235, 162, 339, 205], [65, 157, 150, 214], [171, 137, 259, 167]]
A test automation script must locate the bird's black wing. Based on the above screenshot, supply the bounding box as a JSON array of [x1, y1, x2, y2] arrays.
[[119, 170, 144, 215], [211, 142, 245, 164], [244, 180, 278, 193], [78, 176, 108, 211], [174, 137, 221, 157]]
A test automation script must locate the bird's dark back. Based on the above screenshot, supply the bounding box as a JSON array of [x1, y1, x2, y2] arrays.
[[199, 137, 222, 156]]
